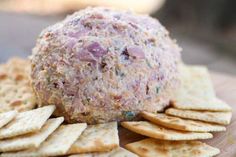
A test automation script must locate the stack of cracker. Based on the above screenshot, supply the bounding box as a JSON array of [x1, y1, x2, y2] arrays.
[[0, 105, 86, 157], [0, 108, 134, 157], [0, 104, 126, 157], [0, 105, 134, 157], [0, 58, 137, 157], [122, 64, 232, 157], [0, 58, 36, 112]]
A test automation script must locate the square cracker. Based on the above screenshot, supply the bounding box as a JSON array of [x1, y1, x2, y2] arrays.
[[68, 122, 119, 154], [121, 121, 212, 140], [69, 147, 138, 157], [0, 105, 55, 139], [141, 112, 226, 132], [172, 64, 231, 111], [166, 108, 232, 125], [0, 117, 64, 152], [172, 97, 232, 112], [0, 57, 36, 113], [0, 110, 17, 129], [1, 123, 87, 157], [177, 64, 215, 97], [125, 138, 220, 157]]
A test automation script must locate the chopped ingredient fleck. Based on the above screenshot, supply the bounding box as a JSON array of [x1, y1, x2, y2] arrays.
[[87, 42, 107, 58], [127, 46, 145, 59], [156, 86, 160, 94], [123, 111, 136, 120], [145, 59, 152, 68]]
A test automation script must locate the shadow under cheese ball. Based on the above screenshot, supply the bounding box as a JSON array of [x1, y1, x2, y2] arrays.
[[31, 7, 181, 124]]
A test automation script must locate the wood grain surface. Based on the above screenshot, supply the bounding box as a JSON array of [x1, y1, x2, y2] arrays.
[[119, 72, 236, 157]]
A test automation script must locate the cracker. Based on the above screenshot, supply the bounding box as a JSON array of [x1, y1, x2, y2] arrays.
[[68, 122, 119, 154], [69, 147, 138, 157], [172, 64, 231, 111], [125, 138, 220, 157], [0, 110, 17, 129], [1, 123, 87, 157], [141, 111, 226, 132], [0, 57, 36, 113], [177, 64, 215, 97], [0, 117, 64, 152], [166, 108, 232, 125], [121, 121, 212, 140], [0, 57, 31, 81], [0, 105, 55, 139], [172, 96, 232, 112]]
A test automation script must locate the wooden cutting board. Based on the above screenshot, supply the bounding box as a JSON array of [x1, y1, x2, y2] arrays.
[[119, 72, 236, 157]]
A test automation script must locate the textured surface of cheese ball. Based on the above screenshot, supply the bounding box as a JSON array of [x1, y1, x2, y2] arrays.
[[31, 7, 181, 124]]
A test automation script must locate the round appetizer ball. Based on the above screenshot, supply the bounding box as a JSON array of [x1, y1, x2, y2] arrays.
[[31, 7, 181, 124]]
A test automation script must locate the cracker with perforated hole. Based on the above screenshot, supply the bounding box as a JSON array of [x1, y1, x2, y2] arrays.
[[68, 122, 119, 154], [125, 138, 220, 157], [1, 123, 87, 157], [69, 147, 138, 157], [0, 117, 64, 152], [166, 108, 232, 125], [141, 112, 226, 132], [0, 110, 17, 129], [0, 105, 55, 139], [121, 121, 212, 140], [0, 57, 36, 113], [172, 64, 231, 111]]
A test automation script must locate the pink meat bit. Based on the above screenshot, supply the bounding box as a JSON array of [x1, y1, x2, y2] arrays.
[[132, 80, 141, 92], [89, 13, 104, 19], [87, 42, 108, 58], [127, 46, 145, 59], [68, 31, 82, 38], [77, 49, 97, 64], [65, 39, 76, 51]]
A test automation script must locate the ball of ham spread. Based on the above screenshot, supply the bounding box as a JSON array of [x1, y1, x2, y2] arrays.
[[31, 7, 181, 124]]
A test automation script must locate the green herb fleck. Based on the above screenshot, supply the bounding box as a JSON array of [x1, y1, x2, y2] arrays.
[[115, 68, 119, 76], [46, 76, 50, 83], [145, 59, 152, 68], [123, 111, 135, 120], [82, 97, 91, 105], [87, 97, 91, 102], [115, 68, 125, 77], [156, 86, 160, 94], [120, 73, 125, 77]]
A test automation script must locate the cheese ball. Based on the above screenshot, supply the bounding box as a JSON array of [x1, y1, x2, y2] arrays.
[[31, 7, 181, 124]]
